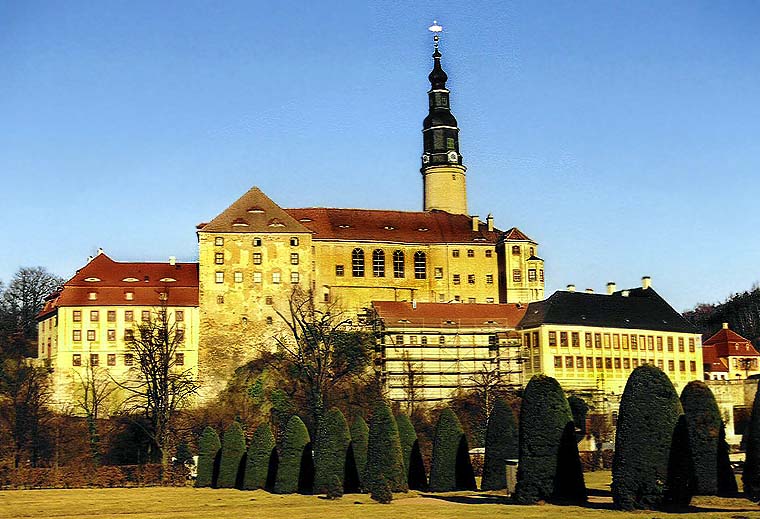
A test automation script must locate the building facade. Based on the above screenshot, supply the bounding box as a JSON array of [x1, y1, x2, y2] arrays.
[[518, 279, 703, 403], [37, 252, 199, 406], [702, 323, 760, 380]]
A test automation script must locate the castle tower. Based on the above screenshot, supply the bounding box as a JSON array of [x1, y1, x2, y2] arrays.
[[421, 23, 467, 215]]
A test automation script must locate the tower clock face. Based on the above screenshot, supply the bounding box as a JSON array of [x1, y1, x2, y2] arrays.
[[447, 151, 458, 163], [422, 154, 430, 164]]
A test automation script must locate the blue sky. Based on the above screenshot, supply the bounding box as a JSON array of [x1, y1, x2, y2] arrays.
[[2, 1, 759, 311]]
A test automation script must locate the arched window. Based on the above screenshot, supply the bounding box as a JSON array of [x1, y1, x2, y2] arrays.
[[352, 248, 365, 277], [393, 250, 405, 278], [414, 251, 427, 279], [372, 249, 385, 277]]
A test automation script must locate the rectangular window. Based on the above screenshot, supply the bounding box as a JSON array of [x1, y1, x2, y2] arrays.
[[549, 331, 557, 347], [528, 269, 537, 282], [272, 272, 281, 284], [689, 338, 695, 352], [176, 310, 184, 321], [668, 360, 675, 371], [540, 269, 544, 282], [290, 237, 299, 246], [576, 356, 584, 368], [452, 249, 460, 258], [90, 310, 99, 321], [125, 291, 134, 301], [533, 355, 541, 369], [678, 337, 685, 352], [439, 336, 445, 345], [565, 356, 573, 368], [605, 358, 613, 369], [250, 252, 263, 266], [486, 297, 494, 303], [585, 333, 592, 348], [647, 336, 654, 350], [176, 329, 185, 343], [467, 249, 474, 258], [107, 354, 116, 366], [124, 329, 134, 341], [586, 356, 593, 368], [595, 357, 603, 368], [533, 331, 539, 347], [410, 335, 418, 345], [631, 335, 638, 350], [524, 333, 531, 348], [639, 335, 646, 349], [395, 335, 403, 345], [512, 245, 520, 255], [421, 336, 428, 345], [88, 291, 97, 301], [215, 237, 224, 246], [485, 250, 493, 258], [265, 296, 273, 305], [467, 274, 475, 284], [215, 252, 224, 265], [253, 272, 262, 283], [560, 332, 568, 347], [572, 332, 580, 347], [253, 237, 261, 247], [72, 354, 81, 366], [690, 361, 696, 371], [512, 269, 522, 282], [141, 310, 150, 321], [485, 274, 493, 284], [176, 353, 185, 366], [623, 358, 630, 369], [657, 337, 663, 351], [291, 272, 300, 284], [453, 274, 460, 285], [90, 354, 99, 366], [335, 265, 344, 276], [215, 271, 224, 283], [594, 333, 602, 348], [107, 329, 116, 341], [614, 358, 621, 369], [434, 267, 443, 279], [604, 334, 611, 348], [622, 334, 629, 349], [73, 330, 81, 341], [667, 337, 674, 351], [467, 297, 476, 304], [291, 253, 299, 265], [124, 353, 134, 366], [554, 356, 562, 368], [679, 360, 686, 371], [613, 334, 620, 349], [632, 359, 639, 368], [73, 310, 82, 322], [234, 272, 243, 283], [107, 310, 116, 322]]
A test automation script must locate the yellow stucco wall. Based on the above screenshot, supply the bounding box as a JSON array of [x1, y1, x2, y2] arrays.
[[422, 165, 467, 215]]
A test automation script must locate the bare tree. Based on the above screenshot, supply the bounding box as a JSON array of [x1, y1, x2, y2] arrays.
[[118, 302, 199, 471], [400, 351, 422, 416], [272, 287, 372, 429], [468, 362, 506, 418], [74, 361, 117, 462], [1, 267, 63, 347]]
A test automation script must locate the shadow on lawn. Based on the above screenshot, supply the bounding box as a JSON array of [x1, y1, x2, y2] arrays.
[[418, 493, 510, 505]]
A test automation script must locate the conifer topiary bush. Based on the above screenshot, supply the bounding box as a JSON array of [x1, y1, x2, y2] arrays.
[[195, 426, 221, 488], [481, 398, 518, 491], [274, 415, 312, 494], [395, 412, 427, 490], [313, 407, 351, 494], [217, 422, 246, 489], [243, 423, 277, 490], [514, 375, 586, 504], [429, 407, 476, 491], [680, 380, 721, 495], [743, 379, 760, 501], [612, 365, 683, 510], [568, 395, 589, 441], [350, 416, 369, 488], [364, 401, 407, 494], [370, 477, 393, 504]]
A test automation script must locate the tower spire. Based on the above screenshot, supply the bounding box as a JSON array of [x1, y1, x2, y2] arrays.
[[421, 21, 468, 215]]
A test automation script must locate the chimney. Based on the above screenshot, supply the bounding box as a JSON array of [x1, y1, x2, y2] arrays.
[[606, 282, 616, 295], [471, 215, 479, 232], [567, 284, 576, 292], [642, 276, 652, 289], [722, 322, 729, 329], [585, 288, 594, 294], [486, 213, 494, 232], [97, 247, 104, 255], [169, 256, 176, 266]]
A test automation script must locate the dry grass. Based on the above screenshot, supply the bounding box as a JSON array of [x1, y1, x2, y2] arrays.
[[0, 471, 758, 519]]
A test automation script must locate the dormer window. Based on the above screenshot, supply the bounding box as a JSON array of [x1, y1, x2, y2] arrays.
[[84, 277, 101, 282], [159, 277, 177, 283], [338, 224, 351, 229], [253, 237, 261, 247], [417, 227, 429, 232], [125, 291, 134, 301], [122, 277, 139, 283], [383, 226, 395, 231], [290, 237, 299, 246], [299, 218, 313, 222], [247, 207, 264, 214], [268, 219, 285, 227], [232, 218, 249, 227], [88, 291, 97, 301]]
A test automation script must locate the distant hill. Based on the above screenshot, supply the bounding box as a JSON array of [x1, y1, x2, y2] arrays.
[[683, 285, 760, 345]]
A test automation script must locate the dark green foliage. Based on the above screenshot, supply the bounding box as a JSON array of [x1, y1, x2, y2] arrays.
[[217, 422, 246, 488], [743, 379, 760, 501], [482, 398, 519, 490], [274, 415, 311, 494], [370, 477, 393, 504], [395, 412, 426, 489], [313, 407, 351, 494], [612, 365, 683, 510], [680, 380, 721, 495], [568, 395, 589, 440], [195, 426, 221, 488], [365, 401, 407, 494], [664, 415, 694, 507], [553, 422, 587, 503], [244, 423, 276, 490], [717, 423, 737, 496], [326, 474, 343, 499], [514, 375, 585, 504], [395, 413, 416, 477], [429, 407, 475, 492], [350, 416, 369, 487], [174, 442, 193, 468]]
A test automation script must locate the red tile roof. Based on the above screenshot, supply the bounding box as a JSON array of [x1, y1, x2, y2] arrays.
[[372, 301, 527, 328], [703, 326, 760, 357], [503, 227, 534, 242], [286, 208, 503, 244], [38, 253, 198, 319]]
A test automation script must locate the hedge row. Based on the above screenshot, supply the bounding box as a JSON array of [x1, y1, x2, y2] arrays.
[[0, 464, 188, 489]]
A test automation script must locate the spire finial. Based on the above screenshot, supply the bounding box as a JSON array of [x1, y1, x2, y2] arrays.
[[428, 20, 443, 51]]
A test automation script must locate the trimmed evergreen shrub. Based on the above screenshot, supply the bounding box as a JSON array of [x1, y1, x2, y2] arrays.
[[395, 412, 426, 489], [717, 422, 737, 496], [313, 407, 351, 494], [612, 365, 683, 510], [743, 379, 760, 501], [350, 416, 369, 488], [274, 415, 311, 494], [664, 415, 694, 507], [429, 407, 476, 491], [568, 395, 589, 441], [217, 422, 246, 488], [514, 375, 586, 504], [243, 423, 276, 490], [195, 426, 221, 488], [481, 398, 519, 491], [370, 477, 393, 504], [326, 474, 343, 499], [395, 413, 416, 477], [364, 401, 407, 494], [680, 380, 721, 495]]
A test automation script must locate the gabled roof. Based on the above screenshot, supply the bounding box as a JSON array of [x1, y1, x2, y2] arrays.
[[37, 253, 198, 318], [198, 186, 311, 234], [702, 346, 729, 372], [518, 287, 698, 334], [503, 227, 534, 242], [285, 208, 503, 244], [372, 301, 527, 329], [703, 326, 760, 357]]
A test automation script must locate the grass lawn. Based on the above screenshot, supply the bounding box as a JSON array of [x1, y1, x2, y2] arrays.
[[1, 471, 758, 519]]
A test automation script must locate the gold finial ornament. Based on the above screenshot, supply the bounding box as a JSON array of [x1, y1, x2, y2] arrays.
[[428, 20, 443, 48]]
